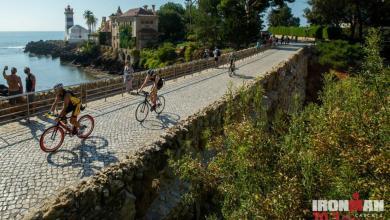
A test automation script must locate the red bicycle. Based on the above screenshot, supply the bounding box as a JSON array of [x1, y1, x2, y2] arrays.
[[39, 113, 95, 152]]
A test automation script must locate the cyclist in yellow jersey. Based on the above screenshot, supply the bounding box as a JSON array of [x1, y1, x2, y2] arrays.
[[50, 83, 82, 134]]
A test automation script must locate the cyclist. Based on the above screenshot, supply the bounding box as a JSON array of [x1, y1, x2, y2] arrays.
[[49, 83, 82, 135], [228, 51, 237, 76], [138, 69, 163, 111]]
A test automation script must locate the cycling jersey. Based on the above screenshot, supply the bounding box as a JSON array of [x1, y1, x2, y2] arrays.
[[61, 90, 81, 117]]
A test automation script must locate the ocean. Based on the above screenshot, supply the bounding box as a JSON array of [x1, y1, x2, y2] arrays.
[[0, 31, 94, 92]]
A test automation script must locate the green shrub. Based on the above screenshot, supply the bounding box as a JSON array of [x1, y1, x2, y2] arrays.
[[79, 41, 100, 57], [157, 42, 177, 63], [140, 43, 178, 68], [315, 40, 362, 71]]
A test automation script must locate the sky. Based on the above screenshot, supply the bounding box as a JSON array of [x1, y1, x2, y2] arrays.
[[0, 0, 308, 32]]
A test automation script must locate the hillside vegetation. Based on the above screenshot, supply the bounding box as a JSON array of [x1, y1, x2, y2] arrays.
[[171, 29, 389, 219]]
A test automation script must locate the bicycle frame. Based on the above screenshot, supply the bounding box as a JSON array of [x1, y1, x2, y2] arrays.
[[139, 92, 153, 108]]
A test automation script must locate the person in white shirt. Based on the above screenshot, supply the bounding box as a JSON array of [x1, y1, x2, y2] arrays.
[[123, 61, 134, 93]]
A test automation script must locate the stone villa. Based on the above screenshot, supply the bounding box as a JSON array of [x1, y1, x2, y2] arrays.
[[100, 5, 159, 49]]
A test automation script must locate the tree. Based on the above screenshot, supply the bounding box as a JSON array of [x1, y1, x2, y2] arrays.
[[191, 0, 295, 48], [268, 4, 300, 27], [83, 10, 98, 33], [119, 25, 135, 49], [158, 2, 186, 42], [304, 0, 390, 40]]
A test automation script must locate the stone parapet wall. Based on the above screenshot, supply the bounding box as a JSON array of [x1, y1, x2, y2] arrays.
[[24, 48, 309, 220]]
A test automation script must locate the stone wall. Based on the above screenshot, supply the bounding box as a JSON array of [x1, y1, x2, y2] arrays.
[[24, 48, 309, 220]]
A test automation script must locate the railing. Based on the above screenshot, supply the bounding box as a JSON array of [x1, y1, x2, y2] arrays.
[[0, 44, 270, 125]]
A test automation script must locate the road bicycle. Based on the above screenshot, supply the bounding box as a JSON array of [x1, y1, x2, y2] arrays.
[[39, 112, 94, 152], [135, 91, 165, 123]]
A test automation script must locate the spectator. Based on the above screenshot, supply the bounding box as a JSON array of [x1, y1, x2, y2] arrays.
[[213, 47, 221, 67], [24, 67, 36, 103], [256, 41, 261, 50], [2, 66, 23, 104], [203, 49, 210, 59], [123, 61, 134, 93]]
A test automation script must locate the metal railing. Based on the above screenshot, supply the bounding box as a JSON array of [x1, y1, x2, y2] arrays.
[[0, 44, 271, 125]]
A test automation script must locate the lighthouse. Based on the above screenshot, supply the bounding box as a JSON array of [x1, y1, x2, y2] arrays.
[[64, 5, 74, 40]]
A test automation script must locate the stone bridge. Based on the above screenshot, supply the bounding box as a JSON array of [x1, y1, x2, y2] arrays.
[[0, 44, 306, 219]]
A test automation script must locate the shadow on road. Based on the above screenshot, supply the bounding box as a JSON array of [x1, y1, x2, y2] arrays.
[[231, 72, 254, 80], [141, 112, 181, 130], [47, 136, 118, 178], [18, 119, 47, 141]]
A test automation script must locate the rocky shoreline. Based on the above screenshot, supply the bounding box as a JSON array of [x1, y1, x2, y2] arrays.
[[24, 40, 124, 77]]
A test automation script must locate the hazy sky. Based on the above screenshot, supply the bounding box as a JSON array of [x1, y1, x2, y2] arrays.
[[0, 0, 308, 31]]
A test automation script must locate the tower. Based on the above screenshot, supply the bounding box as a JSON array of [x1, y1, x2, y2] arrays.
[[64, 5, 74, 40]]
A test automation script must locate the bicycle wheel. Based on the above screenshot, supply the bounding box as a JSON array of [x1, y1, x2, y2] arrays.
[[40, 126, 65, 152], [155, 96, 166, 114], [135, 102, 149, 122], [77, 115, 95, 139]]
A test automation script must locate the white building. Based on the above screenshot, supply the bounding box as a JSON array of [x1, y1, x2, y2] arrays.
[[64, 5, 89, 43], [68, 25, 89, 43]]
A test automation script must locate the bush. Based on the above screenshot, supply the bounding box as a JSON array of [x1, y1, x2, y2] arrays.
[[171, 29, 389, 219], [315, 40, 362, 71], [79, 41, 100, 57], [140, 43, 178, 69], [156, 42, 177, 63]]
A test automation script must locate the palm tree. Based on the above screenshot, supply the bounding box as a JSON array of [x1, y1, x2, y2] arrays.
[[83, 10, 93, 33], [90, 16, 98, 33]]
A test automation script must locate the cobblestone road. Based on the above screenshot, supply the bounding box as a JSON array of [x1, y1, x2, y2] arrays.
[[0, 45, 304, 219]]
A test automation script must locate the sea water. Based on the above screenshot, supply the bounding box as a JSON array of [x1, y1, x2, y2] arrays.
[[0, 31, 94, 92]]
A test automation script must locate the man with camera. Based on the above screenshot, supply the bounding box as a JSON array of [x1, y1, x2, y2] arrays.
[[2, 66, 23, 104]]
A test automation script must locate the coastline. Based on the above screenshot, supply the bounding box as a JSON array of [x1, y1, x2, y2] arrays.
[[24, 40, 121, 81]]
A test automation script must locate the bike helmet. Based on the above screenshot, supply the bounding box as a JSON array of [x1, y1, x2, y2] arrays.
[[53, 83, 63, 90]]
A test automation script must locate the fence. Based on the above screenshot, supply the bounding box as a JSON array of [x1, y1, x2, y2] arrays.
[[0, 44, 270, 125]]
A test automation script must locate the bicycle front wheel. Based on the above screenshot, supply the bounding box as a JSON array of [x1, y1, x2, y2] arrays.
[[77, 115, 95, 139], [135, 102, 149, 122], [156, 96, 166, 114], [40, 126, 65, 152]]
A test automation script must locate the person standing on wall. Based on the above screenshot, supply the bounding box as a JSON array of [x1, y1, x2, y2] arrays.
[[123, 61, 134, 94], [2, 66, 23, 104]]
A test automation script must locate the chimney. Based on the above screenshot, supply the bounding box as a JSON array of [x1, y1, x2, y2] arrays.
[[152, 5, 156, 13], [102, 17, 106, 23], [143, 5, 148, 10]]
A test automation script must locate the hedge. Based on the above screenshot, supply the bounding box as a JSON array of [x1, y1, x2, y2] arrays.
[[269, 26, 344, 40]]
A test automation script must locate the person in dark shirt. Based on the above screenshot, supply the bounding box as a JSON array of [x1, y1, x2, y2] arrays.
[[24, 67, 36, 104]]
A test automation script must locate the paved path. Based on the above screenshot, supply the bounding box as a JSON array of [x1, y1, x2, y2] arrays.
[[0, 44, 304, 219]]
